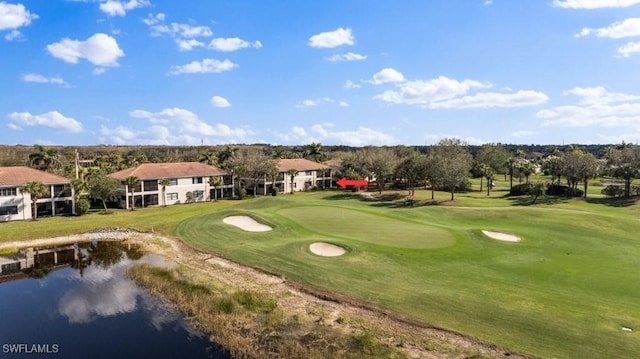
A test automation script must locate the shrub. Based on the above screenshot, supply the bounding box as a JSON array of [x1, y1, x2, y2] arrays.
[[75, 198, 90, 215], [509, 183, 532, 196], [236, 187, 247, 200], [271, 187, 278, 196], [546, 184, 583, 197], [602, 185, 625, 198]]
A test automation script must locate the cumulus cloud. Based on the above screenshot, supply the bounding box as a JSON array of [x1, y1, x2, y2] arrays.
[[0, 2, 38, 31], [326, 52, 367, 62], [143, 13, 215, 51], [618, 41, 640, 57], [273, 124, 395, 146], [168, 58, 238, 75], [374, 76, 489, 105], [308, 27, 354, 48], [576, 18, 640, 38], [295, 97, 334, 108], [7, 111, 83, 133], [99, 0, 150, 17], [538, 86, 640, 128], [344, 80, 361, 89], [429, 90, 549, 109], [4, 29, 21, 40], [176, 39, 204, 51], [46, 33, 124, 69], [553, 0, 640, 8], [366, 68, 406, 84], [211, 95, 231, 108], [22, 73, 70, 87], [208, 37, 262, 52], [103, 107, 254, 145]]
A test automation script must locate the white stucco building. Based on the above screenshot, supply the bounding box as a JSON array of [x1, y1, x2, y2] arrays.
[[0, 166, 73, 222], [109, 162, 233, 209]]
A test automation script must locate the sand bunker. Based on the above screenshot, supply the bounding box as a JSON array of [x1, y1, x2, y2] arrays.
[[309, 242, 346, 257], [482, 230, 521, 242], [223, 216, 272, 232]]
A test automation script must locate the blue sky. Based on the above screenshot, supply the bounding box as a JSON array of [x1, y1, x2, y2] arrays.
[[1, 0, 640, 146]]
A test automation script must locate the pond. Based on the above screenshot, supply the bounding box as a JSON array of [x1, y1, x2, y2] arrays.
[[0, 241, 228, 359]]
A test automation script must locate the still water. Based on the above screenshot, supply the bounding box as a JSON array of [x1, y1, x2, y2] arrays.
[[0, 241, 229, 359]]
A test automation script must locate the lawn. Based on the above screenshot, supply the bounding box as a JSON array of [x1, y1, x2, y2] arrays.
[[176, 190, 640, 359]]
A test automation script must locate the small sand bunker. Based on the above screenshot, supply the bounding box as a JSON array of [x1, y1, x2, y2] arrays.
[[482, 230, 521, 242], [223, 216, 272, 232], [309, 242, 346, 257]]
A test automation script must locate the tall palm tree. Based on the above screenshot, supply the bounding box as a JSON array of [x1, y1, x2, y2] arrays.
[[199, 149, 218, 166], [69, 178, 86, 214], [158, 178, 171, 207], [304, 142, 325, 162], [123, 176, 140, 210], [28, 145, 62, 173], [208, 176, 223, 201], [20, 181, 48, 221], [217, 146, 238, 169], [270, 146, 287, 159], [286, 169, 299, 194]]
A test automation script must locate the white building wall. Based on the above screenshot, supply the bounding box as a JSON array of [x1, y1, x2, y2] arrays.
[[0, 190, 28, 221], [163, 177, 210, 205]]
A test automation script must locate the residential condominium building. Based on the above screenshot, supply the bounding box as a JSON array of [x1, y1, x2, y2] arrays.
[[241, 158, 332, 195], [0, 166, 73, 222], [109, 162, 233, 209]]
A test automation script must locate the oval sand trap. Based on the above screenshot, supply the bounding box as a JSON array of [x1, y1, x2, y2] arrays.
[[309, 242, 346, 257], [223, 216, 272, 232], [482, 230, 521, 242]]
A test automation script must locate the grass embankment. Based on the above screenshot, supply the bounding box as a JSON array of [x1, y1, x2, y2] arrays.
[[177, 190, 640, 359], [127, 263, 405, 359]]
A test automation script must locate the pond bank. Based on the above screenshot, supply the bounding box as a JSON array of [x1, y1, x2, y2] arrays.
[[2, 229, 530, 359]]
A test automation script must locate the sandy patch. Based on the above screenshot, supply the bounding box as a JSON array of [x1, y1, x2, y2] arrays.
[[482, 230, 521, 242], [309, 242, 346, 257], [223, 216, 272, 232]]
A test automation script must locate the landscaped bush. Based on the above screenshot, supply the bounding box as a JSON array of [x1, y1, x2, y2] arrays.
[[546, 184, 583, 197], [601, 185, 625, 198], [509, 183, 533, 196], [236, 187, 247, 200], [75, 198, 90, 215]]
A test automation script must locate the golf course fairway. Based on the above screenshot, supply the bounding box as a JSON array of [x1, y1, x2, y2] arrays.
[[176, 191, 640, 359]]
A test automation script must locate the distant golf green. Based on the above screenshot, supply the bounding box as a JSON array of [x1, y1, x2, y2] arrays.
[[177, 191, 640, 359]]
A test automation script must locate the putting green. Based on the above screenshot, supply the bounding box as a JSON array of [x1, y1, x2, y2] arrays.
[[278, 206, 455, 249]]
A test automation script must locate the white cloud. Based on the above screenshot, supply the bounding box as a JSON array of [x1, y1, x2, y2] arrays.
[[7, 111, 83, 133], [0, 2, 38, 31], [484, 0, 493, 5], [168, 58, 238, 75], [374, 76, 489, 105], [553, 0, 640, 8], [618, 41, 640, 57], [576, 18, 640, 39], [4, 29, 21, 40], [295, 97, 334, 108], [344, 80, 361, 89], [99, 0, 150, 17], [176, 39, 204, 51], [47, 33, 124, 68], [538, 86, 640, 128], [366, 68, 406, 85], [211, 95, 231, 108], [143, 14, 212, 38], [326, 52, 367, 62], [22, 73, 69, 87], [308, 27, 354, 48], [273, 124, 395, 146], [339, 101, 349, 107], [208, 37, 262, 52], [118, 107, 253, 145], [429, 90, 549, 109], [511, 130, 535, 138]]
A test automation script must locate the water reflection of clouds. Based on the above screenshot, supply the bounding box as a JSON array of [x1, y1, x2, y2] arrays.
[[58, 253, 188, 334]]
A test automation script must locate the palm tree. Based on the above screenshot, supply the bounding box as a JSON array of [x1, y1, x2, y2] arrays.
[[304, 142, 325, 162], [271, 146, 287, 159], [20, 181, 48, 221], [505, 158, 517, 190], [199, 149, 218, 166], [28, 145, 62, 173], [69, 178, 86, 215], [286, 169, 299, 194], [208, 176, 223, 201], [123, 176, 140, 210], [158, 178, 171, 207], [217, 146, 238, 169]]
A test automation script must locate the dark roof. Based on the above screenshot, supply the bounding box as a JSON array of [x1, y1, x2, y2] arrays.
[[109, 162, 228, 180], [0, 166, 70, 187]]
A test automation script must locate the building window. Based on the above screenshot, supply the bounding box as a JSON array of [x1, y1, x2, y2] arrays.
[[193, 190, 204, 200], [305, 171, 313, 176], [0, 206, 18, 215], [192, 177, 203, 184], [143, 180, 158, 192], [0, 188, 17, 197], [167, 193, 178, 201], [168, 178, 178, 186], [53, 184, 71, 198]]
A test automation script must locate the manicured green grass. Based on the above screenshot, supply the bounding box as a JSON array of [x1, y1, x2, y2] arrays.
[[176, 191, 640, 359]]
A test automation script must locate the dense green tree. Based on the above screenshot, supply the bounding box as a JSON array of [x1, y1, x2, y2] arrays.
[[208, 176, 223, 201], [395, 151, 428, 196], [428, 138, 473, 201], [605, 144, 640, 197], [28, 145, 62, 173], [88, 173, 120, 212], [124, 176, 140, 210], [199, 149, 218, 166], [304, 142, 326, 162], [20, 181, 49, 220], [364, 147, 398, 194]]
